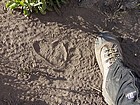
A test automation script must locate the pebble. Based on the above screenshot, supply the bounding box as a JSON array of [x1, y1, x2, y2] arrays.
[[27, 27, 32, 34], [18, 25, 26, 32], [55, 97, 62, 104], [29, 22, 34, 27], [31, 98, 35, 101]]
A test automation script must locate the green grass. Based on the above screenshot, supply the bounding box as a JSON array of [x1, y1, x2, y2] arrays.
[[6, 0, 68, 16]]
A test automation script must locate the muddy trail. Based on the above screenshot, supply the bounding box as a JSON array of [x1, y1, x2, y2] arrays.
[[0, 0, 140, 105]]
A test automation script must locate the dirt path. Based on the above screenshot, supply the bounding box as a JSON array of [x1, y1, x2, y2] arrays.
[[0, 0, 140, 105]]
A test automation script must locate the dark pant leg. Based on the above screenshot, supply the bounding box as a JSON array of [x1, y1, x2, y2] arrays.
[[105, 59, 140, 105]]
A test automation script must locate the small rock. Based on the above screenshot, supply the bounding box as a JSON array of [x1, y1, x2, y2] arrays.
[[27, 27, 32, 34], [55, 97, 62, 104], [31, 98, 35, 101], [29, 22, 34, 27], [134, 53, 137, 57], [18, 25, 26, 32]]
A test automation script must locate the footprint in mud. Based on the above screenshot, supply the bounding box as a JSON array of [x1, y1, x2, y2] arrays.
[[33, 39, 67, 70], [69, 47, 81, 66]]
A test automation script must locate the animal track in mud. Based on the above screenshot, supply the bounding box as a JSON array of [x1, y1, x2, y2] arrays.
[[33, 36, 95, 71], [33, 39, 68, 70]]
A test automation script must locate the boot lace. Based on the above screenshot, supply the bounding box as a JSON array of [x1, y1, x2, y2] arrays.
[[105, 45, 120, 64]]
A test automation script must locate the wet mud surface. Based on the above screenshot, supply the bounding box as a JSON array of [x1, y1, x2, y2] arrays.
[[0, 0, 140, 105]]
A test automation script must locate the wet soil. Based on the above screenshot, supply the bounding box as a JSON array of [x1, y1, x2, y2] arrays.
[[0, 0, 140, 105]]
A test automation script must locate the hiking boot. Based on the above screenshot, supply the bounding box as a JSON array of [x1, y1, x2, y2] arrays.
[[95, 32, 123, 105]]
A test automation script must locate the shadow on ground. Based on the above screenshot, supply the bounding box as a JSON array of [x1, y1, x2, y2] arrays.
[[0, 74, 48, 105], [31, 0, 140, 74]]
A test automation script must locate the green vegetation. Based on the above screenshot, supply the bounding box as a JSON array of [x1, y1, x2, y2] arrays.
[[6, 0, 68, 16]]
